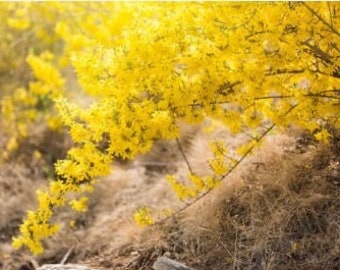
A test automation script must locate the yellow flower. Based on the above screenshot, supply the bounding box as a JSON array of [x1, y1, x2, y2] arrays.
[[6, 137, 18, 152], [70, 197, 88, 212], [134, 207, 155, 227], [314, 129, 331, 143]]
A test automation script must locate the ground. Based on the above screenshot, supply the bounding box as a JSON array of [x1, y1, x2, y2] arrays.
[[1, 125, 339, 270]]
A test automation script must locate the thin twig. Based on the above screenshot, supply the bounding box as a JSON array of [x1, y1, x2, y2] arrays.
[[327, 2, 334, 28], [301, 41, 333, 64], [29, 259, 39, 270], [245, 30, 268, 40], [155, 104, 298, 226], [319, 89, 340, 94], [265, 68, 304, 76], [302, 2, 340, 39], [176, 138, 193, 174], [255, 94, 340, 100], [188, 100, 232, 107], [306, 93, 340, 100], [60, 247, 74, 265], [255, 95, 293, 100]]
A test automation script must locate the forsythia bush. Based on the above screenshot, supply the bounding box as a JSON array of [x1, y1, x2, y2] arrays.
[[1, 2, 338, 254], [0, 2, 67, 161]]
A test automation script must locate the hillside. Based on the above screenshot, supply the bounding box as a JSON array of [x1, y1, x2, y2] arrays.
[[1, 125, 339, 270]]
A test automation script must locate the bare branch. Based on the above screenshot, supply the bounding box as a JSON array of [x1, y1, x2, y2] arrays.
[[265, 68, 304, 76], [319, 89, 340, 94], [255, 93, 340, 100], [327, 2, 334, 28], [301, 41, 333, 64], [305, 93, 340, 100], [255, 95, 293, 100], [156, 105, 298, 225], [176, 138, 193, 174], [302, 2, 340, 39], [60, 247, 74, 265]]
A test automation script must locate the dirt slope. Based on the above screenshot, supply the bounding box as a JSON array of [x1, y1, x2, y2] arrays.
[[1, 126, 339, 270]]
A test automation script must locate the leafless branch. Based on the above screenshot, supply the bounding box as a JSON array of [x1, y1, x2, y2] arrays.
[[155, 105, 298, 225], [327, 2, 334, 28], [265, 69, 304, 76], [302, 2, 340, 39], [60, 247, 74, 265], [255, 94, 340, 100], [301, 41, 333, 64], [255, 95, 293, 100], [176, 138, 193, 174]]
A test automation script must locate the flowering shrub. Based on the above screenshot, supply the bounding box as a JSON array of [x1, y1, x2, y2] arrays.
[[2, 2, 339, 254], [0, 3, 67, 161]]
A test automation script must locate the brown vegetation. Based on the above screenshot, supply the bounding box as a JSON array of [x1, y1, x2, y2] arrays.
[[1, 125, 339, 270]]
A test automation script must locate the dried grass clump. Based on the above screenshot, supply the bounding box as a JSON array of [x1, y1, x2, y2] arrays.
[[0, 163, 47, 270], [2, 123, 339, 270], [125, 132, 340, 270]]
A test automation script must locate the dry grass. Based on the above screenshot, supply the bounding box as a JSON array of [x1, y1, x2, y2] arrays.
[[0, 124, 72, 270], [122, 129, 340, 270], [1, 124, 339, 270]]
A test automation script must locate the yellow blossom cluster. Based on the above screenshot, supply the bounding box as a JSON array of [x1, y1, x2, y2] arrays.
[[0, 3, 68, 161], [166, 174, 219, 201], [209, 141, 230, 176], [1, 51, 65, 161], [133, 206, 155, 227], [6, 2, 340, 254]]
